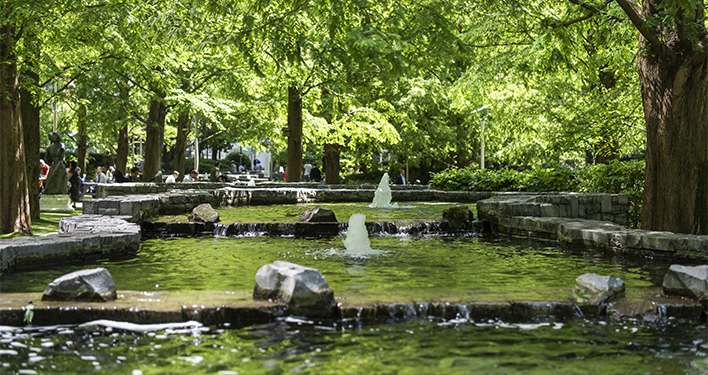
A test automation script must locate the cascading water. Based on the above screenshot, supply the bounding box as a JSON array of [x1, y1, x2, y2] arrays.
[[369, 173, 398, 208], [342, 213, 381, 256]]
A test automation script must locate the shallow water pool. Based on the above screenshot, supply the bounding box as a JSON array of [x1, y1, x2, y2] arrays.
[[0, 235, 675, 304], [1, 317, 707, 374]]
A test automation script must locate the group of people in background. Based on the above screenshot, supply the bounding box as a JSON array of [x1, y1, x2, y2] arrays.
[[302, 162, 321, 182]]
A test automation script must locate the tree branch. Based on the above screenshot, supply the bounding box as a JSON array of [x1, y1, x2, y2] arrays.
[[614, 0, 665, 56], [423, 152, 456, 169]]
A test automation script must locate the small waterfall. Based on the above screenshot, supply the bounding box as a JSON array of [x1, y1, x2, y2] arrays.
[[296, 188, 318, 203], [369, 173, 398, 208], [213, 223, 229, 238]]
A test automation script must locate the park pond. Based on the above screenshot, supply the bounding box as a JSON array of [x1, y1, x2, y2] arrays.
[[1, 200, 706, 373]]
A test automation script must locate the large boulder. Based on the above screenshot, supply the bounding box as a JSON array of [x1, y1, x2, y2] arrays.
[[253, 261, 336, 317], [188, 203, 219, 223], [300, 206, 337, 223], [663, 265, 708, 306], [572, 273, 624, 305], [442, 205, 474, 231], [42, 268, 117, 302]]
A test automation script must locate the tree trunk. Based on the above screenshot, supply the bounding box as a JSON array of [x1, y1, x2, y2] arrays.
[[639, 41, 708, 234], [286, 85, 303, 182], [116, 125, 129, 173], [0, 23, 32, 234], [174, 111, 190, 181], [21, 68, 41, 219], [324, 143, 340, 184], [455, 117, 471, 168], [420, 156, 429, 184], [77, 104, 87, 175], [143, 97, 166, 181]]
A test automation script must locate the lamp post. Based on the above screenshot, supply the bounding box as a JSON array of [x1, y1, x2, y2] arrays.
[[471, 104, 491, 169], [193, 114, 200, 172], [481, 120, 486, 170]]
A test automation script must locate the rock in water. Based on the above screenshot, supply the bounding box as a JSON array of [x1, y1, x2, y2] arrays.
[[572, 273, 624, 305], [188, 203, 220, 223], [663, 265, 708, 307], [253, 261, 335, 317], [300, 205, 337, 223], [42, 268, 117, 302], [442, 205, 474, 231]]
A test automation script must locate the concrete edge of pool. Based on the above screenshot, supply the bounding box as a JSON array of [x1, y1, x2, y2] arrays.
[[0, 288, 702, 328]]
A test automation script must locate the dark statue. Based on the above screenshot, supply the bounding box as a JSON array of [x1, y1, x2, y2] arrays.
[[43, 132, 68, 195]]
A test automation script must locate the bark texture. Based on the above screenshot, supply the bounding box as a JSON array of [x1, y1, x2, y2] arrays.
[[116, 125, 129, 173], [20, 68, 40, 219], [286, 85, 303, 182], [324, 143, 340, 184], [143, 95, 166, 181], [174, 111, 190, 181], [77, 104, 87, 175], [0, 23, 31, 234], [635, 1, 708, 234], [640, 53, 708, 234]]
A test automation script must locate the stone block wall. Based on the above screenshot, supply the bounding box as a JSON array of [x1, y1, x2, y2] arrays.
[[0, 216, 140, 272], [477, 193, 628, 227], [96, 181, 432, 199], [477, 192, 708, 259]]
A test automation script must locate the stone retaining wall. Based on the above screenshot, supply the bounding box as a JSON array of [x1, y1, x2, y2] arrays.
[[477, 192, 708, 259], [0, 216, 140, 272], [0, 295, 700, 327], [96, 181, 431, 199]]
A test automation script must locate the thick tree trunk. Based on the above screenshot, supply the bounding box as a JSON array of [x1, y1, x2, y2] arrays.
[[324, 143, 340, 184], [77, 104, 87, 175], [20, 69, 41, 219], [116, 125, 129, 173], [286, 85, 303, 182], [0, 23, 32, 234], [174, 111, 190, 181], [639, 46, 708, 234], [143, 97, 166, 181]]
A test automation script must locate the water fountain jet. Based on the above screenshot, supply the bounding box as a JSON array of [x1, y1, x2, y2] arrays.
[[369, 173, 398, 208], [342, 214, 381, 256]]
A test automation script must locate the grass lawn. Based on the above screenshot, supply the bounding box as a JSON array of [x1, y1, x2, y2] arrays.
[[0, 201, 85, 239]]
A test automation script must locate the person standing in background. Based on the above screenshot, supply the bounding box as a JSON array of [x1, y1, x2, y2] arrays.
[[394, 169, 406, 185], [210, 162, 221, 182], [96, 166, 107, 183], [303, 162, 312, 181], [309, 163, 321, 182], [68, 161, 82, 208]]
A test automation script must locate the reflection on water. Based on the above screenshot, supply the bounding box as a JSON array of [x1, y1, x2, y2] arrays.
[[0, 236, 691, 303], [1, 317, 707, 374]]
